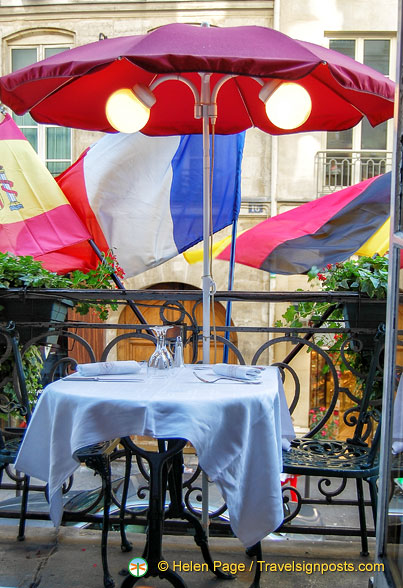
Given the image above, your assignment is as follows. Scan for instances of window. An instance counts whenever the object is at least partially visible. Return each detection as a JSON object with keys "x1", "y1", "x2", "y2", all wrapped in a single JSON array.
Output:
[
  {"x1": 10, "y1": 42, "x2": 72, "y2": 176},
  {"x1": 318, "y1": 36, "x2": 394, "y2": 193}
]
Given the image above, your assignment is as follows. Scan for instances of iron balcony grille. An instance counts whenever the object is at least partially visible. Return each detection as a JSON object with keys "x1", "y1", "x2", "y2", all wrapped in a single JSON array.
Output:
[{"x1": 315, "y1": 150, "x2": 393, "y2": 196}]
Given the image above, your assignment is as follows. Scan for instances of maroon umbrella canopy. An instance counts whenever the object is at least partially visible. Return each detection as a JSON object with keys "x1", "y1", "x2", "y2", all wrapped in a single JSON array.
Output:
[{"x1": 0, "y1": 23, "x2": 395, "y2": 135}]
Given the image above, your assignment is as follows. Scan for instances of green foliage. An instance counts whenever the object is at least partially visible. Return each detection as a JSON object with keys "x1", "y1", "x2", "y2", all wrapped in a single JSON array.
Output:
[
  {"x1": 0, "y1": 251, "x2": 123, "y2": 320},
  {"x1": 277, "y1": 255, "x2": 388, "y2": 330},
  {"x1": 0, "y1": 251, "x2": 125, "y2": 418},
  {"x1": 277, "y1": 255, "x2": 388, "y2": 399},
  {"x1": 310, "y1": 255, "x2": 388, "y2": 299},
  {"x1": 0, "y1": 344, "x2": 44, "y2": 421},
  {"x1": 0, "y1": 252, "x2": 71, "y2": 289},
  {"x1": 69, "y1": 253, "x2": 123, "y2": 320}
]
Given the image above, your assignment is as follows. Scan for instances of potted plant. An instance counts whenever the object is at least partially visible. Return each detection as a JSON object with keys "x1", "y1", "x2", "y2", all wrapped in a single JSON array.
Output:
[
  {"x1": 0, "y1": 251, "x2": 122, "y2": 338},
  {"x1": 277, "y1": 255, "x2": 388, "y2": 400},
  {"x1": 0, "y1": 252, "x2": 75, "y2": 343},
  {"x1": 278, "y1": 254, "x2": 387, "y2": 335},
  {"x1": 314, "y1": 255, "x2": 388, "y2": 334},
  {"x1": 0, "y1": 251, "x2": 123, "y2": 422}
]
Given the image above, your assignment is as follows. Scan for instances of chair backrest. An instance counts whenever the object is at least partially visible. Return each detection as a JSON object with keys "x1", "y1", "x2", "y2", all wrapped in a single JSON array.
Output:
[
  {"x1": 272, "y1": 321, "x2": 385, "y2": 460},
  {"x1": 307, "y1": 323, "x2": 385, "y2": 457},
  {"x1": 347, "y1": 324, "x2": 385, "y2": 459}
]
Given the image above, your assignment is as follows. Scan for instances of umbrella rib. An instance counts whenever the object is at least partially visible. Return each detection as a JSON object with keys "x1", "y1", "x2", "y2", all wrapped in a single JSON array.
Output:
[{"x1": 231, "y1": 77, "x2": 254, "y2": 128}]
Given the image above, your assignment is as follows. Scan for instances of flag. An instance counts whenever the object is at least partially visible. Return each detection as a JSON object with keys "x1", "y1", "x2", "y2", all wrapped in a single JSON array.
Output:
[
  {"x1": 183, "y1": 233, "x2": 234, "y2": 264},
  {"x1": 183, "y1": 230, "x2": 249, "y2": 264},
  {"x1": 0, "y1": 113, "x2": 90, "y2": 264},
  {"x1": 217, "y1": 172, "x2": 391, "y2": 274},
  {"x1": 355, "y1": 217, "x2": 390, "y2": 257},
  {"x1": 56, "y1": 131, "x2": 245, "y2": 278}
]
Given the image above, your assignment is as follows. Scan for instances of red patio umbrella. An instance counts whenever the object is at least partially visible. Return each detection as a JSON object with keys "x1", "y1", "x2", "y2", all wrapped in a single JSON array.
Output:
[
  {"x1": 0, "y1": 23, "x2": 394, "y2": 134},
  {"x1": 0, "y1": 22, "x2": 395, "y2": 362}
]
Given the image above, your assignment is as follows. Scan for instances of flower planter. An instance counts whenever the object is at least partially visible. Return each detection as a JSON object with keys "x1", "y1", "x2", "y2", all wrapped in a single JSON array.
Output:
[
  {"x1": 0, "y1": 297, "x2": 74, "y2": 345},
  {"x1": 343, "y1": 299, "x2": 386, "y2": 351}
]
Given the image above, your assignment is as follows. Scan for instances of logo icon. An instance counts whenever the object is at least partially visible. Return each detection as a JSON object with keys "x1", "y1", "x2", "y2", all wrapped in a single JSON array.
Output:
[
  {"x1": 0, "y1": 165, "x2": 23, "y2": 211},
  {"x1": 128, "y1": 557, "x2": 148, "y2": 578}
]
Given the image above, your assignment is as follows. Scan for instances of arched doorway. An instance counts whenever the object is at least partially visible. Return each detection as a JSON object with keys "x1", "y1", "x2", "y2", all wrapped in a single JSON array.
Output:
[{"x1": 117, "y1": 282, "x2": 238, "y2": 364}]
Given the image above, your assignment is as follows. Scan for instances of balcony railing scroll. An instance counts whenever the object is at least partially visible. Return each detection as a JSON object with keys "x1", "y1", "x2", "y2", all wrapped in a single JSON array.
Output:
[{"x1": 0, "y1": 288, "x2": 393, "y2": 542}]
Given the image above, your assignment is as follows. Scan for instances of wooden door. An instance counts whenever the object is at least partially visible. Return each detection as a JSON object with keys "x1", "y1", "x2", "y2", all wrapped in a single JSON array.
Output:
[{"x1": 66, "y1": 307, "x2": 106, "y2": 363}]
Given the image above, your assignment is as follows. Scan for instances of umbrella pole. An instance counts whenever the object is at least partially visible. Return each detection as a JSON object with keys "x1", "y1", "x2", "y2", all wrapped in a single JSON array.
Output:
[
  {"x1": 201, "y1": 73, "x2": 214, "y2": 533},
  {"x1": 201, "y1": 77, "x2": 212, "y2": 367}
]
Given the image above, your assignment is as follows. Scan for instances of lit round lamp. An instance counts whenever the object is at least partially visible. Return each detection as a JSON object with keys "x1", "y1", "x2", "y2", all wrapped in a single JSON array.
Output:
[
  {"x1": 264, "y1": 82, "x2": 312, "y2": 130},
  {"x1": 105, "y1": 85, "x2": 156, "y2": 133}
]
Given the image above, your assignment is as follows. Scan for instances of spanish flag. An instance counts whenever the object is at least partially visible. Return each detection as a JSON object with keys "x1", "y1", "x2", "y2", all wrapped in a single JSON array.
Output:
[{"x1": 0, "y1": 113, "x2": 90, "y2": 266}]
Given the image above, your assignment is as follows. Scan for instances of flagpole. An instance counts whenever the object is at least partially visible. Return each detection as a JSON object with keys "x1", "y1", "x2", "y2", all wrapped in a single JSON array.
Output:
[
  {"x1": 223, "y1": 218, "x2": 237, "y2": 364},
  {"x1": 88, "y1": 239, "x2": 148, "y2": 325}
]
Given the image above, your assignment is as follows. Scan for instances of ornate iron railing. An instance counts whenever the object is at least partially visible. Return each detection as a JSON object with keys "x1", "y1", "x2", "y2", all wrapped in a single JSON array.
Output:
[
  {"x1": 315, "y1": 150, "x2": 392, "y2": 195},
  {"x1": 0, "y1": 288, "x2": 394, "y2": 542}
]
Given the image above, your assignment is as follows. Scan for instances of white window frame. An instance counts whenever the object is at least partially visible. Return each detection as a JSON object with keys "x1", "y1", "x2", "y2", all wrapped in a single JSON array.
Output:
[
  {"x1": 6, "y1": 32, "x2": 73, "y2": 175},
  {"x1": 321, "y1": 33, "x2": 396, "y2": 187}
]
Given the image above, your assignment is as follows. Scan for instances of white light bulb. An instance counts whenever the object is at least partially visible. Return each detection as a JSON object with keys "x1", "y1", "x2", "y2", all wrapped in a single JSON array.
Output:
[
  {"x1": 265, "y1": 82, "x2": 312, "y2": 130},
  {"x1": 106, "y1": 87, "x2": 152, "y2": 133}
]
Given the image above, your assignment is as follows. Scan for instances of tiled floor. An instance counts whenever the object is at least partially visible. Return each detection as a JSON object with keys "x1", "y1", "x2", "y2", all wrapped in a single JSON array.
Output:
[
  {"x1": 0, "y1": 456, "x2": 378, "y2": 587},
  {"x1": 0, "y1": 525, "x2": 376, "y2": 588}
]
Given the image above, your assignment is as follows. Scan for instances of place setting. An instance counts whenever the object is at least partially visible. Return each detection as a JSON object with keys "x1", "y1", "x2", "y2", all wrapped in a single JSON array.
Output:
[
  {"x1": 193, "y1": 363, "x2": 264, "y2": 384},
  {"x1": 62, "y1": 359, "x2": 145, "y2": 382}
]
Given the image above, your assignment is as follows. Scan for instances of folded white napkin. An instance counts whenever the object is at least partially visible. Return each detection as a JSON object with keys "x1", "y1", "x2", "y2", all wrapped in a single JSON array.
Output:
[
  {"x1": 212, "y1": 364, "x2": 262, "y2": 381},
  {"x1": 76, "y1": 361, "x2": 140, "y2": 377}
]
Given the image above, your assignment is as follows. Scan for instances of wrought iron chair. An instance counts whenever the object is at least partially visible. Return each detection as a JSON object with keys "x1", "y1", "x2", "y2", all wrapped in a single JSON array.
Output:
[
  {"x1": 280, "y1": 325, "x2": 385, "y2": 556},
  {"x1": 0, "y1": 323, "x2": 131, "y2": 588},
  {"x1": 54, "y1": 331, "x2": 134, "y2": 588},
  {"x1": 0, "y1": 322, "x2": 33, "y2": 541},
  {"x1": 72, "y1": 440, "x2": 131, "y2": 588}
]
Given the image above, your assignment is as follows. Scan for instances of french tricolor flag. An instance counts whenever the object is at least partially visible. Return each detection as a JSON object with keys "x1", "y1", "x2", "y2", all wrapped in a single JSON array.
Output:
[{"x1": 52, "y1": 131, "x2": 245, "y2": 276}]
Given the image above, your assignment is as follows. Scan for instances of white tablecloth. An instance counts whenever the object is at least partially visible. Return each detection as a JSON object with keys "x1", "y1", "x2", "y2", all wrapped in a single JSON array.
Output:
[{"x1": 15, "y1": 365, "x2": 294, "y2": 548}]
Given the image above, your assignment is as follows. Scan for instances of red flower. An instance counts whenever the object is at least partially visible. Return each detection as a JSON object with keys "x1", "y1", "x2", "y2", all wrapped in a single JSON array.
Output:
[
  {"x1": 317, "y1": 273, "x2": 326, "y2": 281},
  {"x1": 326, "y1": 263, "x2": 332, "y2": 270}
]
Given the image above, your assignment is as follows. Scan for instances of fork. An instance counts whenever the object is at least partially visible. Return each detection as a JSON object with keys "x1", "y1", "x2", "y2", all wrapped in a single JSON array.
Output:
[
  {"x1": 193, "y1": 371, "x2": 261, "y2": 384},
  {"x1": 63, "y1": 376, "x2": 144, "y2": 382}
]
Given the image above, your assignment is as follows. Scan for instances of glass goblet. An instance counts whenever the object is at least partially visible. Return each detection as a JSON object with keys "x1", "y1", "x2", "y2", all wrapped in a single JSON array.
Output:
[{"x1": 147, "y1": 325, "x2": 173, "y2": 378}]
